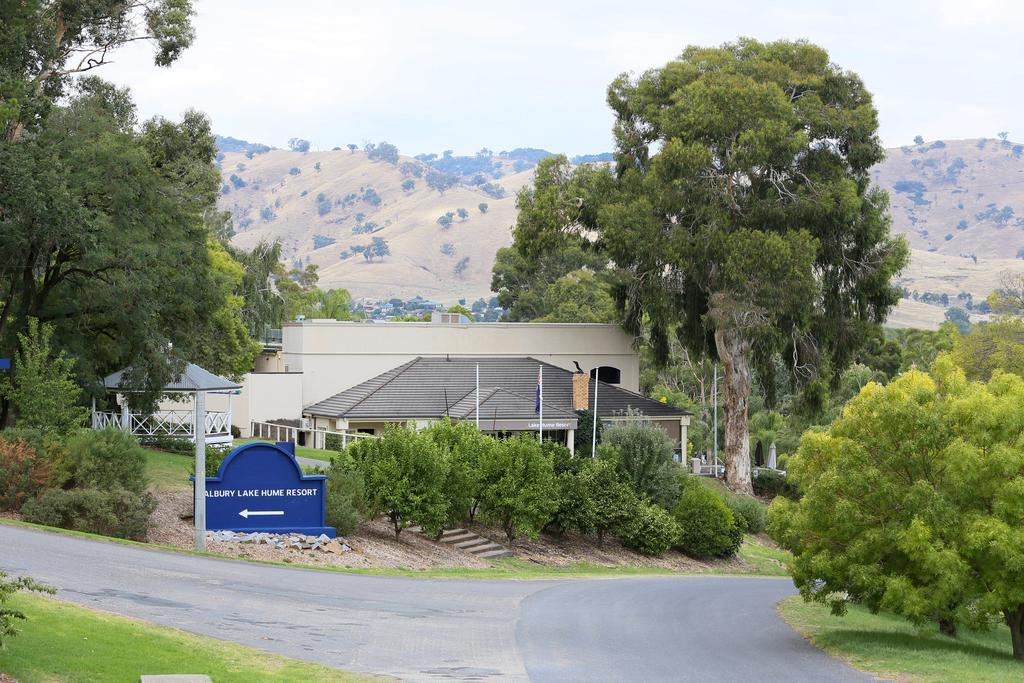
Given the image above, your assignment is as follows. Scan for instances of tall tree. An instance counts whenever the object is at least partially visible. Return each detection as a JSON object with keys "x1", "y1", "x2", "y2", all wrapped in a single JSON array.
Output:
[
  {"x1": 0, "y1": 80, "x2": 246, "y2": 418},
  {"x1": 1, "y1": 0, "x2": 195, "y2": 141},
  {"x1": 507, "y1": 39, "x2": 907, "y2": 493},
  {"x1": 535, "y1": 269, "x2": 616, "y2": 323}
]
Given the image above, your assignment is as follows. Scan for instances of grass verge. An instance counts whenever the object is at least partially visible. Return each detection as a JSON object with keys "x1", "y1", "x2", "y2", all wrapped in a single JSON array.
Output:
[
  {"x1": 0, "y1": 516, "x2": 788, "y2": 581},
  {"x1": 778, "y1": 595, "x2": 1022, "y2": 682},
  {"x1": 737, "y1": 537, "x2": 789, "y2": 576},
  {"x1": 0, "y1": 593, "x2": 371, "y2": 682},
  {"x1": 143, "y1": 448, "x2": 192, "y2": 491}
]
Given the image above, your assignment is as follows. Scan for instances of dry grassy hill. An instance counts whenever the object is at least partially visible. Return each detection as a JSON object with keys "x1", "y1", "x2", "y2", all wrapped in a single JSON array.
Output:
[
  {"x1": 222, "y1": 148, "x2": 533, "y2": 302},
  {"x1": 220, "y1": 137, "x2": 1024, "y2": 329},
  {"x1": 878, "y1": 137, "x2": 1024, "y2": 328}
]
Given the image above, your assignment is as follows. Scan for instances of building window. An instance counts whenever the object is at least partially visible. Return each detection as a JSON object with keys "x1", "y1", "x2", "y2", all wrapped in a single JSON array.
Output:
[{"x1": 590, "y1": 366, "x2": 622, "y2": 384}]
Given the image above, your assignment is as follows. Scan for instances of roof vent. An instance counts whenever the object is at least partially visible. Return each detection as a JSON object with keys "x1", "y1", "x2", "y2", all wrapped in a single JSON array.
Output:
[{"x1": 431, "y1": 312, "x2": 469, "y2": 325}]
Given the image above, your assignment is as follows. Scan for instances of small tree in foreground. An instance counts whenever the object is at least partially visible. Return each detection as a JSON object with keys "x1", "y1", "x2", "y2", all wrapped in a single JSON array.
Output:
[
  {"x1": 1, "y1": 571, "x2": 54, "y2": 648},
  {"x1": 0, "y1": 319, "x2": 87, "y2": 435},
  {"x1": 769, "y1": 360, "x2": 1024, "y2": 658},
  {"x1": 478, "y1": 434, "x2": 557, "y2": 542},
  {"x1": 349, "y1": 425, "x2": 448, "y2": 538}
]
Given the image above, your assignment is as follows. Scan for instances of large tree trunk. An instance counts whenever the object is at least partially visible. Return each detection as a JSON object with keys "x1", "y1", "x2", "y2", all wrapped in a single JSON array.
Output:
[
  {"x1": 715, "y1": 328, "x2": 754, "y2": 495},
  {"x1": 1006, "y1": 606, "x2": 1024, "y2": 661}
]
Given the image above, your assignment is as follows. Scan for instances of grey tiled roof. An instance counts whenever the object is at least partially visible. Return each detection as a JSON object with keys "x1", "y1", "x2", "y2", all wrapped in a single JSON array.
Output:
[
  {"x1": 304, "y1": 357, "x2": 689, "y2": 420},
  {"x1": 103, "y1": 363, "x2": 241, "y2": 392}
]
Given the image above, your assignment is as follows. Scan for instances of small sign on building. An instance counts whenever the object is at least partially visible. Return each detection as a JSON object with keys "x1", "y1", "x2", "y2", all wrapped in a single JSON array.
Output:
[{"x1": 195, "y1": 441, "x2": 335, "y2": 537}]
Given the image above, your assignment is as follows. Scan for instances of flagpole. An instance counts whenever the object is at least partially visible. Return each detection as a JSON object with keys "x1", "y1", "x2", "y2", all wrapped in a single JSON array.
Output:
[
  {"x1": 475, "y1": 363, "x2": 480, "y2": 429},
  {"x1": 591, "y1": 370, "x2": 598, "y2": 457},
  {"x1": 539, "y1": 366, "x2": 543, "y2": 444}
]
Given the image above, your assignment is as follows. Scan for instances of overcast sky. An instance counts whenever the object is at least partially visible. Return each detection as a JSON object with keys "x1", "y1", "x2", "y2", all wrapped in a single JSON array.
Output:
[{"x1": 100, "y1": 0, "x2": 1023, "y2": 156}]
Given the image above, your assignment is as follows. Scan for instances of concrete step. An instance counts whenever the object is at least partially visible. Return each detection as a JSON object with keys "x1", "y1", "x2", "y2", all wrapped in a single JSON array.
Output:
[
  {"x1": 466, "y1": 543, "x2": 505, "y2": 554},
  {"x1": 427, "y1": 527, "x2": 513, "y2": 560},
  {"x1": 442, "y1": 532, "x2": 477, "y2": 545}
]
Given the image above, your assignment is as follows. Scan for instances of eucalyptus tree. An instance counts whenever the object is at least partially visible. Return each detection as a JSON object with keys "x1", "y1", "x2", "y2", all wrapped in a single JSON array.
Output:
[
  {"x1": 507, "y1": 39, "x2": 907, "y2": 493},
  {"x1": 1, "y1": 0, "x2": 195, "y2": 141}
]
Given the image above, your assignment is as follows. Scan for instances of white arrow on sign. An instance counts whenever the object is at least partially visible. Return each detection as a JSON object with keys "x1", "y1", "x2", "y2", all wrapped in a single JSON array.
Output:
[{"x1": 239, "y1": 509, "x2": 284, "y2": 519}]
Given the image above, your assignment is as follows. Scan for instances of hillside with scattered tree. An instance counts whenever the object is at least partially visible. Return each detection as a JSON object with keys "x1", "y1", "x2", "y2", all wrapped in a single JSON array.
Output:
[{"x1": 220, "y1": 136, "x2": 1024, "y2": 327}]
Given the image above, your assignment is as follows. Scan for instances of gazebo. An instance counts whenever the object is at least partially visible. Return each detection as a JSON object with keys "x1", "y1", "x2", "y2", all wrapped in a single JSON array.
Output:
[{"x1": 92, "y1": 363, "x2": 242, "y2": 445}]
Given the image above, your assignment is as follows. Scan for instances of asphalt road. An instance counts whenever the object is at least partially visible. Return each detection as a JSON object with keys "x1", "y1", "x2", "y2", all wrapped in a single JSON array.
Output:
[{"x1": 1, "y1": 525, "x2": 872, "y2": 682}]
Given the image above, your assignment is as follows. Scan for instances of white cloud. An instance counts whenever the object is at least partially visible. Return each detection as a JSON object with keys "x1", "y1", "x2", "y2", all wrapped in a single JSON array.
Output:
[{"x1": 93, "y1": 0, "x2": 1022, "y2": 154}]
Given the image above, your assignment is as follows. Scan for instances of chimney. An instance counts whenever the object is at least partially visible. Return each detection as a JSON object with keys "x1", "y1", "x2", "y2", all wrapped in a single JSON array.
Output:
[{"x1": 572, "y1": 372, "x2": 590, "y2": 411}]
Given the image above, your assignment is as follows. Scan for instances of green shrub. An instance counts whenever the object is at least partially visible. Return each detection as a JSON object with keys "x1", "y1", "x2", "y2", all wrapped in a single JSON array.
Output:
[
  {"x1": 619, "y1": 501, "x2": 680, "y2": 556},
  {"x1": 672, "y1": 484, "x2": 743, "y2": 558},
  {"x1": 183, "y1": 444, "x2": 232, "y2": 477},
  {"x1": 725, "y1": 494, "x2": 767, "y2": 534},
  {"x1": 22, "y1": 488, "x2": 156, "y2": 540},
  {"x1": 349, "y1": 425, "x2": 449, "y2": 538},
  {"x1": 324, "y1": 432, "x2": 344, "y2": 451},
  {"x1": 599, "y1": 412, "x2": 680, "y2": 507},
  {"x1": 550, "y1": 468, "x2": 595, "y2": 536},
  {"x1": 551, "y1": 457, "x2": 637, "y2": 544},
  {"x1": 0, "y1": 430, "x2": 51, "y2": 511},
  {"x1": 753, "y1": 470, "x2": 800, "y2": 500},
  {"x1": 477, "y1": 434, "x2": 557, "y2": 542},
  {"x1": 422, "y1": 419, "x2": 495, "y2": 525},
  {"x1": 141, "y1": 435, "x2": 195, "y2": 455},
  {"x1": 324, "y1": 454, "x2": 366, "y2": 536},
  {"x1": 52, "y1": 428, "x2": 148, "y2": 493}
]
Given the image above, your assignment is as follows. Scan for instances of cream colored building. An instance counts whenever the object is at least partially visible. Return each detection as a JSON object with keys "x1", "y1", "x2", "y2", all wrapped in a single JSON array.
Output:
[
  {"x1": 272, "y1": 318, "x2": 642, "y2": 408},
  {"x1": 205, "y1": 316, "x2": 659, "y2": 442}
]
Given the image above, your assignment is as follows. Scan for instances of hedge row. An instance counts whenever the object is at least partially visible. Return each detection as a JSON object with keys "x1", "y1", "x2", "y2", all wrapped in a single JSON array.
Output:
[{"x1": 325, "y1": 418, "x2": 747, "y2": 558}]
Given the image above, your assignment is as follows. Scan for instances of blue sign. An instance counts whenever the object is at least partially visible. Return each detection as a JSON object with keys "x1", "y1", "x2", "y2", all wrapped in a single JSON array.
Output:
[
  {"x1": 195, "y1": 441, "x2": 335, "y2": 538},
  {"x1": 0, "y1": 358, "x2": 9, "y2": 371}
]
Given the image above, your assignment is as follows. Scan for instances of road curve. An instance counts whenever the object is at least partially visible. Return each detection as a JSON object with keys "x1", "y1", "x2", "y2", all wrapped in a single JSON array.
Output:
[{"x1": 1, "y1": 524, "x2": 871, "y2": 682}]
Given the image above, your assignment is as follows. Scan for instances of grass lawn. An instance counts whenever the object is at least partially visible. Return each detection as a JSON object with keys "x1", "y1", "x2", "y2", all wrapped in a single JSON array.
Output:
[
  {"x1": 778, "y1": 596, "x2": 1022, "y2": 682},
  {"x1": 143, "y1": 448, "x2": 192, "y2": 491},
  {"x1": 736, "y1": 536, "x2": 789, "y2": 576},
  {"x1": 0, "y1": 593, "x2": 370, "y2": 682},
  {"x1": 234, "y1": 437, "x2": 337, "y2": 462}
]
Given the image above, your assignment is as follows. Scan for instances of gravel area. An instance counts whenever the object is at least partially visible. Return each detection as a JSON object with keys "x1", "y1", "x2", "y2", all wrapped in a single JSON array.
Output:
[
  {"x1": 146, "y1": 491, "x2": 765, "y2": 573},
  {"x1": 147, "y1": 491, "x2": 488, "y2": 570}
]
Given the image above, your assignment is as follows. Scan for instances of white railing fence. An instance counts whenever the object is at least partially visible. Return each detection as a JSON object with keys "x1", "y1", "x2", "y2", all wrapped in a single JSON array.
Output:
[
  {"x1": 92, "y1": 409, "x2": 232, "y2": 438},
  {"x1": 249, "y1": 421, "x2": 379, "y2": 451},
  {"x1": 688, "y1": 459, "x2": 786, "y2": 478}
]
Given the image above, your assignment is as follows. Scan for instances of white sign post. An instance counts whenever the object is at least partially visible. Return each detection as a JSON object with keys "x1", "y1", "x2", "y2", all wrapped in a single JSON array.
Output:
[{"x1": 194, "y1": 390, "x2": 207, "y2": 551}]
